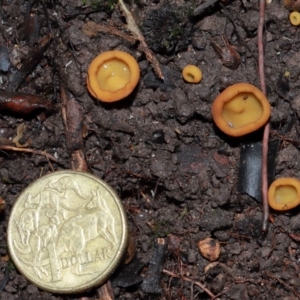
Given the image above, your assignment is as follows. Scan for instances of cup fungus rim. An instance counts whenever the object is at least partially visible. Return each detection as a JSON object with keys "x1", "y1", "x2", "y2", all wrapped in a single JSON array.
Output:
[
  {"x1": 289, "y1": 11, "x2": 300, "y2": 26},
  {"x1": 268, "y1": 177, "x2": 300, "y2": 211},
  {"x1": 211, "y1": 82, "x2": 271, "y2": 137},
  {"x1": 182, "y1": 65, "x2": 202, "y2": 83},
  {"x1": 87, "y1": 50, "x2": 140, "y2": 103}
]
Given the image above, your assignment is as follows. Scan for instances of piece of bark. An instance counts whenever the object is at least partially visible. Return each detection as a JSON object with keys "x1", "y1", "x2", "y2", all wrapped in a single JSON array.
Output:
[
  {"x1": 71, "y1": 150, "x2": 87, "y2": 172},
  {"x1": 61, "y1": 87, "x2": 88, "y2": 172},
  {"x1": 65, "y1": 98, "x2": 84, "y2": 154}
]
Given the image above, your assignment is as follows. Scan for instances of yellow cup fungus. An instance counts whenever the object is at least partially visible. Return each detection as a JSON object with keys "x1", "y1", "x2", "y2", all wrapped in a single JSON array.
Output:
[
  {"x1": 268, "y1": 178, "x2": 300, "y2": 211},
  {"x1": 182, "y1": 65, "x2": 202, "y2": 83},
  {"x1": 289, "y1": 11, "x2": 300, "y2": 26},
  {"x1": 87, "y1": 50, "x2": 140, "y2": 102},
  {"x1": 211, "y1": 83, "x2": 271, "y2": 137}
]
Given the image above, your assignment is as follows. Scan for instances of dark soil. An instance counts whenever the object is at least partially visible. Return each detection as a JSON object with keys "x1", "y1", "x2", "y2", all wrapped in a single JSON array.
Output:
[{"x1": 1, "y1": 0, "x2": 300, "y2": 299}]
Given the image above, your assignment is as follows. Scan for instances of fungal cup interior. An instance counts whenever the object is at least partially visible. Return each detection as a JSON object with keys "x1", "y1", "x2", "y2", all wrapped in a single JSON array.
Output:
[
  {"x1": 222, "y1": 92, "x2": 263, "y2": 129},
  {"x1": 96, "y1": 58, "x2": 131, "y2": 92},
  {"x1": 274, "y1": 184, "x2": 298, "y2": 205}
]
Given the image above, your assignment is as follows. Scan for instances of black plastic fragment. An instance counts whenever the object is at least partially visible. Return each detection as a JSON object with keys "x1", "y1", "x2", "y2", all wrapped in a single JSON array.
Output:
[
  {"x1": 111, "y1": 256, "x2": 144, "y2": 288},
  {"x1": 0, "y1": 267, "x2": 9, "y2": 292},
  {"x1": 5, "y1": 35, "x2": 51, "y2": 92},
  {"x1": 238, "y1": 139, "x2": 280, "y2": 202},
  {"x1": 141, "y1": 238, "x2": 167, "y2": 294},
  {"x1": 0, "y1": 46, "x2": 10, "y2": 72}
]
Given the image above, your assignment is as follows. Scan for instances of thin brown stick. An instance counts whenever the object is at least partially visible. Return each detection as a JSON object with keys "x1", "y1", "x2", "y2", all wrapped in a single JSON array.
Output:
[
  {"x1": 258, "y1": 0, "x2": 269, "y2": 232},
  {"x1": 0, "y1": 145, "x2": 57, "y2": 162},
  {"x1": 193, "y1": 0, "x2": 219, "y2": 16},
  {"x1": 162, "y1": 269, "x2": 216, "y2": 299},
  {"x1": 81, "y1": 21, "x2": 136, "y2": 44},
  {"x1": 262, "y1": 123, "x2": 270, "y2": 231},
  {"x1": 60, "y1": 87, "x2": 88, "y2": 172},
  {"x1": 258, "y1": 0, "x2": 266, "y2": 94},
  {"x1": 118, "y1": 0, "x2": 164, "y2": 80},
  {"x1": 265, "y1": 272, "x2": 300, "y2": 298}
]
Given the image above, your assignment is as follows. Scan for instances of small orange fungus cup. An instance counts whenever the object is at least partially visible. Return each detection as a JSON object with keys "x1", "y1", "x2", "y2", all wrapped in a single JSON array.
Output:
[
  {"x1": 182, "y1": 65, "x2": 202, "y2": 83},
  {"x1": 268, "y1": 178, "x2": 300, "y2": 211},
  {"x1": 211, "y1": 83, "x2": 271, "y2": 137},
  {"x1": 87, "y1": 50, "x2": 140, "y2": 102},
  {"x1": 290, "y1": 11, "x2": 300, "y2": 26}
]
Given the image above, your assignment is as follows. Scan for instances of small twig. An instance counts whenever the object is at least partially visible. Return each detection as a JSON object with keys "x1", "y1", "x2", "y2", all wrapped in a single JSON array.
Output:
[
  {"x1": 117, "y1": 0, "x2": 164, "y2": 80},
  {"x1": 265, "y1": 272, "x2": 300, "y2": 298},
  {"x1": 0, "y1": 145, "x2": 57, "y2": 162},
  {"x1": 82, "y1": 21, "x2": 136, "y2": 44},
  {"x1": 258, "y1": 0, "x2": 269, "y2": 232},
  {"x1": 162, "y1": 269, "x2": 216, "y2": 299},
  {"x1": 270, "y1": 130, "x2": 300, "y2": 146},
  {"x1": 193, "y1": 0, "x2": 219, "y2": 16},
  {"x1": 261, "y1": 124, "x2": 270, "y2": 232},
  {"x1": 258, "y1": 0, "x2": 266, "y2": 94},
  {"x1": 60, "y1": 87, "x2": 88, "y2": 172},
  {"x1": 60, "y1": 87, "x2": 68, "y2": 128}
]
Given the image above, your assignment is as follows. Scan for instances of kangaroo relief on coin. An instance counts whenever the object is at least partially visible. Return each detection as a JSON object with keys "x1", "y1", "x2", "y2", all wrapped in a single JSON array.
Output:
[{"x1": 8, "y1": 171, "x2": 128, "y2": 293}]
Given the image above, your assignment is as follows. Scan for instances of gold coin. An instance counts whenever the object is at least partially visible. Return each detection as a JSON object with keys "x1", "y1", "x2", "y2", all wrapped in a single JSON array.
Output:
[{"x1": 7, "y1": 170, "x2": 128, "y2": 294}]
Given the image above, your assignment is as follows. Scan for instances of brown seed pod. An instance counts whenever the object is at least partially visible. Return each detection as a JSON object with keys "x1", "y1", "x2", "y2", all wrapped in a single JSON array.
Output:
[
  {"x1": 211, "y1": 35, "x2": 241, "y2": 70},
  {"x1": 284, "y1": 0, "x2": 300, "y2": 11},
  {"x1": 0, "y1": 197, "x2": 5, "y2": 212},
  {"x1": 198, "y1": 238, "x2": 220, "y2": 261}
]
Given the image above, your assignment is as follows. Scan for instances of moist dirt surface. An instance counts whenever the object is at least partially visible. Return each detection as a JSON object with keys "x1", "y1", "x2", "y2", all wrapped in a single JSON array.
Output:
[{"x1": 1, "y1": 0, "x2": 300, "y2": 299}]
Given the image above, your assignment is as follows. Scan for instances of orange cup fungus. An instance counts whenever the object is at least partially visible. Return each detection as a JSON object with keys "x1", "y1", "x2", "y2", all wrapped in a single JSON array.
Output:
[
  {"x1": 268, "y1": 178, "x2": 300, "y2": 211},
  {"x1": 86, "y1": 50, "x2": 140, "y2": 102},
  {"x1": 289, "y1": 11, "x2": 300, "y2": 26},
  {"x1": 182, "y1": 65, "x2": 202, "y2": 83},
  {"x1": 211, "y1": 83, "x2": 271, "y2": 137}
]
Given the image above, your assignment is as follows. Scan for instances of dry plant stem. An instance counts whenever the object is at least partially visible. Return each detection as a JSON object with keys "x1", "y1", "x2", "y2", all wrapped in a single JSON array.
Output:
[
  {"x1": 82, "y1": 21, "x2": 136, "y2": 44},
  {"x1": 71, "y1": 150, "x2": 88, "y2": 172},
  {"x1": 61, "y1": 87, "x2": 88, "y2": 172},
  {"x1": 265, "y1": 272, "x2": 300, "y2": 298},
  {"x1": 60, "y1": 87, "x2": 68, "y2": 128},
  {"x1": 0, "y1": 145, "x2": 57, "y2": 162},
  {"x1": 193, "y1": 0, "x2": 219, "y2": 16},
  {"x1": 258, "y1": 0, "x2": 269, "y2": 232},
  {"x1": 162, "y1": 269, "x2": 216, "y2": 299},
  {"x1": 258, "y1": 0, "x2": 266, "y2": 94},
  {"x1": 117, "y1": 0, "x2": 164, "y2": 80},
  {"x1": 262, "y1": 123, "x2": 270, "y2": 231}
]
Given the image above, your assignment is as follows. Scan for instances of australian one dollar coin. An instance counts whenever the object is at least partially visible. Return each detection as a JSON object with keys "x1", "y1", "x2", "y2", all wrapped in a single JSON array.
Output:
[{"x1": 7, "y1": 170, "x2": 128, "y2": 293}]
